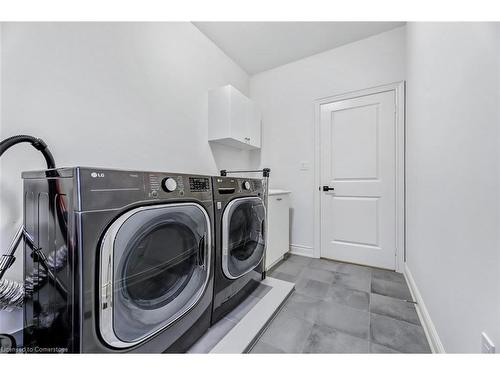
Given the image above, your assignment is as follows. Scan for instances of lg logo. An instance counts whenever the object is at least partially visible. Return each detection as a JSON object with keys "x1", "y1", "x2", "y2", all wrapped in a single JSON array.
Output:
[{"x1": 90, "y1": 172, "x2": 105, "y2": 178}]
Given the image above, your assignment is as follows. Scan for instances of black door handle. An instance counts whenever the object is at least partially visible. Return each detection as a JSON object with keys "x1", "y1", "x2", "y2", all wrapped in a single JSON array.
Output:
[
  {"x1": 198, "y1": 235, "x2": 206, "y2": 267},
  {"x1": 322, "y1": 185, "x2": 335, "y2": 192}
]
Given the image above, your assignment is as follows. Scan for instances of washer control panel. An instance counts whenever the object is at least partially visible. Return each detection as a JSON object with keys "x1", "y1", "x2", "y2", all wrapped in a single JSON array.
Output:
[
  {"x1": 146, "y1": 173, "x2": 210, "y2": 199},
  {"x1": 161, "y1": 177, "x2": 177, "y2": 192},
  {"x1": 148, "y1": 174, "x2": 161, "y2": 194},
  {"x1": 149, "y1": 174, "x2": 184, "y2": 197},
  {"x1": 189, "y1": 177, "x2": 210, "y2": 192}
]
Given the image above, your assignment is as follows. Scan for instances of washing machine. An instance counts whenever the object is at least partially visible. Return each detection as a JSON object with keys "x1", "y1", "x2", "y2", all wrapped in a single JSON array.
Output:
[
  {"x1": 211, "y1": 176, "x2": 266, "y2": 324},
  {"x1": 22, "y1": 167, "x2": 214, "y2": 353}
]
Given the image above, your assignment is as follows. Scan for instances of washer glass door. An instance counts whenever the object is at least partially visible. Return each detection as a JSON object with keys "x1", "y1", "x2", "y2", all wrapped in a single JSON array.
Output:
[
  {"x1": 222, "y1": 197, "x2": 266, "y2": 279},
  {"x1": 99, "y1": 203, "x2": 211, "y2": 348}
]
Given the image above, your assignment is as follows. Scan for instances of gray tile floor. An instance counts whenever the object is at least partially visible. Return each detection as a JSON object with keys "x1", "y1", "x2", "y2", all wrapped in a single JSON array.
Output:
[{"x1": 250, "y1": 255, "x2": 431, "y2": 353}]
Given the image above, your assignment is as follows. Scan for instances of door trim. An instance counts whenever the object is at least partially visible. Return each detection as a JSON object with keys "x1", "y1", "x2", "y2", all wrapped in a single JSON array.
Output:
[{"x1": 313, "y1": 81, "x2": 405, "y2": 272}]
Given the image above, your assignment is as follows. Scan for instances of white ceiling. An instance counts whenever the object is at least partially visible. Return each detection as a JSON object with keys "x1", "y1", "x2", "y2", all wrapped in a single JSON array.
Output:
[{"x1": 193, "y1": 22, "x2": 405, "y2": 75}]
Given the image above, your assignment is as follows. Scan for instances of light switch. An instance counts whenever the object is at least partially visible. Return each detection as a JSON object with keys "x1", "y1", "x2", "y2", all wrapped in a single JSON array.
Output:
[{"x1": 300, "y1": 161, "x2": 310, "y2": 171}]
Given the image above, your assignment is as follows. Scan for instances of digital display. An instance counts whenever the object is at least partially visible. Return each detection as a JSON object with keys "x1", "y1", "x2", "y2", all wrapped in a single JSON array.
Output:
[{"x1": 189, "y1": 177, "x2": 210, "y2": 192}]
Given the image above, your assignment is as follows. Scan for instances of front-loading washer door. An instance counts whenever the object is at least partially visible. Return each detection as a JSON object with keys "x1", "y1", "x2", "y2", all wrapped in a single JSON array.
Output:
[
  {"x1": 99, "y1": 203, "x2": 211, "y2": 349},
  {"x1": 222, "y1": 197, "x2": 266, "y2": 279}
]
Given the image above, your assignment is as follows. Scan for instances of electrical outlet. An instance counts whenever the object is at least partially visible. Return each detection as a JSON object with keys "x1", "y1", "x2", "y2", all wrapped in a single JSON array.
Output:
[{"x1": 481, "y1": 332, "x2": 495, "y2": 353}]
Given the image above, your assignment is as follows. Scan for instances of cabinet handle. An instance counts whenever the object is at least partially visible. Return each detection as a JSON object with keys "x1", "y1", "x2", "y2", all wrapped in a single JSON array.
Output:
[{"x1": 276, "y1": 198, "x2": 282, "y2": 201}]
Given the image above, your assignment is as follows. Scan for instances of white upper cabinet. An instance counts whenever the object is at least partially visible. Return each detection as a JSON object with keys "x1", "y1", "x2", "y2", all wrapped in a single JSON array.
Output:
[{"x1": 208, "y1": 85, "x2": 261, "y2": 150}]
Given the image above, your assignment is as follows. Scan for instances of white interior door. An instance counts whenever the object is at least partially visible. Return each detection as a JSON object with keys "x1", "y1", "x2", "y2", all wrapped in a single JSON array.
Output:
[{"x1": 320, "y1": 90, "x2": 396, "y2": 270}]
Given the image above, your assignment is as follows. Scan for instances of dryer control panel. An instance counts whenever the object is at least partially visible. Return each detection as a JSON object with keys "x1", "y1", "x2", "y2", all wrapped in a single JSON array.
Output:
[{"x1": 212, "y1": 176, "x2": 263, "y2": 201}]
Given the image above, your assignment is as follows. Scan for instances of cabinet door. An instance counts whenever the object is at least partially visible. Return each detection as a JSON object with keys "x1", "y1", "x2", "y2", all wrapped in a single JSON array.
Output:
[
  {"x1": 208, "y1": 87, "x2": 231, "y2": 141},
  {"x1": 266, "y1": 194, "x2": 290, "y2": 270},
  {"x1": 208, "y1": 85, "x2": 261, "y2": 150},
  {"x1": 247, "y1": 101, "x2": 261, "y2": 148},
  {"x1": 229, "y1": 87, "x2": 250, "y2": 144}
]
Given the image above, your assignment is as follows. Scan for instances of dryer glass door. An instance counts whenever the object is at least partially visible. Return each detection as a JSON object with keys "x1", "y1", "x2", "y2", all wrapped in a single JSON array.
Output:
[
  {"x1": 222, "y1": 197, "x2": 266, "y2": 279},
  {"x1": 99, "y1": 203, "x2": 211, "y2": 348}
]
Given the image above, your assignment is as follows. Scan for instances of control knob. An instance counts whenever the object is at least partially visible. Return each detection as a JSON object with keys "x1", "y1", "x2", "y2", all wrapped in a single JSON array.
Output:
[
  {"x1": 161, "y1": 177, "x2": 177, "y2": 192},
  {"x1": 242, "y1": 181, "x2": 251, "y2": 190}
]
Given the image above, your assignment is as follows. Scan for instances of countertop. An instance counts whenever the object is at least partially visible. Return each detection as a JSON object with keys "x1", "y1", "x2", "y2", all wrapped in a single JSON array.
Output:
[{"x1": 268, "y1": 189, "x2": 291, "y2": 196}]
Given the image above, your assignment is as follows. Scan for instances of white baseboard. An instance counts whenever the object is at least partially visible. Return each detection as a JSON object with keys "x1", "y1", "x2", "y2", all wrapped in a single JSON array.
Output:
[
  {"x1": 404, "y1": 264, "x2": 445, "y2": 353},
  {"x1": 289, "y1": 244, "x2": 315, "y2": 258}
]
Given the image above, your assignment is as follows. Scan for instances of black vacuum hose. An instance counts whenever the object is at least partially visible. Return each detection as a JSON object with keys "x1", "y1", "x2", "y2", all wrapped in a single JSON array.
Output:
[
  {"x1": 0, "y1": 134, "x2": 69, "y2": 310},
  {"x1": 0, "y1": 134, "x2": 66, "y2": 237},
  {"x1": 0, "y1": 135, "x2": 56, "y2": 169}
]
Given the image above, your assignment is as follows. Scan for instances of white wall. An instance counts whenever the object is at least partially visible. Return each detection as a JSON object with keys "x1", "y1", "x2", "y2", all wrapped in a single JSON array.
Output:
[
  {"x1": 405, "y1": 22, "x2": 500, "y2": 353},
  {"x1": 0, "y1": 22, "x2": 20, "y2": 334},
  {"x1": 250, "y1": 27, "x2": 406, "y2": 256},
  {"x1": 0, "y1": 22, "x2": 255, "y2": 333}
]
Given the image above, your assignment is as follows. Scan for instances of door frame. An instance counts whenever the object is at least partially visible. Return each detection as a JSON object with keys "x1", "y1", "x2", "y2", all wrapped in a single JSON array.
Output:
[{"x1": 313, "y1": 81, "x2": 406, "y2": 272}]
